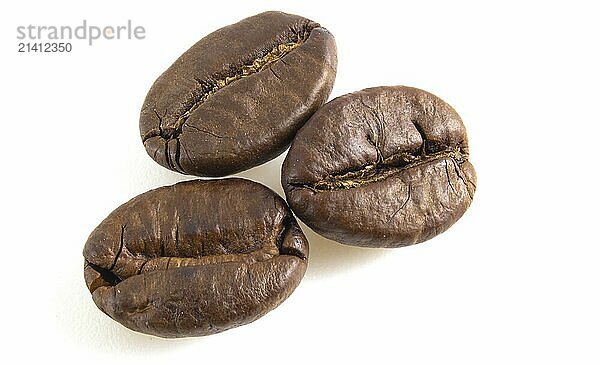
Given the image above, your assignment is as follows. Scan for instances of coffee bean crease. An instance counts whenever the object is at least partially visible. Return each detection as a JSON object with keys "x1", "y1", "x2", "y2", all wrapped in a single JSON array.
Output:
[{"x1": 83, "y1": 179, "x2": 308, "y2": 337}]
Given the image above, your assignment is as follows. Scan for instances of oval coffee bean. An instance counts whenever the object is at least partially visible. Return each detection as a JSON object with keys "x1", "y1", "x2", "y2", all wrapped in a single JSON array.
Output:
[
  {"x1": 140, "y1": 11, "x2": 337, "y2": 177},
  {"x1": 282, "y1": 86, "x2": 477, "y2": 248},
  {"x1": 83, "y1": 178, "x2": 308, "y2": 338}
]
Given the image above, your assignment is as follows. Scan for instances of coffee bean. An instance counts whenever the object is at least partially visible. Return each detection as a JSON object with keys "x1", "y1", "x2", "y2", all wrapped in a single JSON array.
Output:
[
  {"x1": 282, "y1": 86, "x2": 476, "y2": 248},
  {"x1": 140, "y1": 11, "x2": 337, "y2": 177},
  {"x1": 83, "y1": 178, "x2": 308, "y2": 338}
]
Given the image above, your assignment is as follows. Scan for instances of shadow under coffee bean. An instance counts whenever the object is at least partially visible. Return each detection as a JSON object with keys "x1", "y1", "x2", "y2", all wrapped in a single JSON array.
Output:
[
  {"x1": 140, "y1": 11, "x2": 337, "y2": 177},
  {"x1": 282, "y1": 86, "x2": 477, "y2": 248},
  {"x1": 83, "y1": 179, "x2": 308, "y2": 338}
]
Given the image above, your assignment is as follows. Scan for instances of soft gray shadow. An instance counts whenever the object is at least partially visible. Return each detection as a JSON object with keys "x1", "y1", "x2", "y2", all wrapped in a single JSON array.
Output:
[
  {"x1": 300, "y1": 222, "x2": 389, "y2": 280},
  {"x1": 120, "y1": 149, "x2": 199, "y2": 197},
  {"x1": 236, "y1": 153, "x2": 286, "y2": 197}
]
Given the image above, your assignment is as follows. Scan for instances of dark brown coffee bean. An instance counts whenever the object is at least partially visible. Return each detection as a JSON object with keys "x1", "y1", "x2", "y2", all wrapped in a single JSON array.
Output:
[
  {"x1": 83, "y1": 178, "x2": 308, "y2": 338},
  {"x1": 140, "y1": 11, "x2": 337, "y2": 177},
  {"x1": 282, "y1": 86, "x2": 476, "y2": 248}
]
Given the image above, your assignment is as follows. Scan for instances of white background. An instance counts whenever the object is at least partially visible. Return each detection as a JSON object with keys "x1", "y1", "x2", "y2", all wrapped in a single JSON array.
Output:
[{"x1": 1, "y1": 0, "x2": 599, "y2": 363}]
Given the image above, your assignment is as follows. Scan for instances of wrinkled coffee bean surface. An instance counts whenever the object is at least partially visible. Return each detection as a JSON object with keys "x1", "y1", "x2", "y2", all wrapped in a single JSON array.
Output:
[
  {"x1": 282, "y1": 86, "x2": 476, "y2": 247},
  {"x1": 140, "y1": 11, "x2": 337, "y2": 176},
  {"x1": 83, "y1": 178, "x2": 308, "y2": 338}
]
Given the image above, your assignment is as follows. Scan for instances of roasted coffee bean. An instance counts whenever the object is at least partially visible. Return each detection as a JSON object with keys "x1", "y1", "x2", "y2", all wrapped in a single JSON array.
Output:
[
  {"x1": 282, "y1": 86, "x2": 476, "y2": 248},
  {"x1": 140, "y1": 11, "x2": 337, "y2": 177},
  {"x1": 83, "y1": 178, "x2": 308, "y2": 338}
]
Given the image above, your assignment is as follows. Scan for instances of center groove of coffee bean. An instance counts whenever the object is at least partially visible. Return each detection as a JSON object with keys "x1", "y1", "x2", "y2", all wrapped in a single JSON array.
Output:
[
  {"x1": 142, "y1": 30, "x2": 313, "y2": 145},
  {"x1": 171, "y1": 41, "x2": 304, "y2": 135},
  {"x1": 85, "y1": 205, "x2": 300, "y2": 293},
  {"x1": 294, "y1": 148, "x2": 466, "y2": 192}
]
